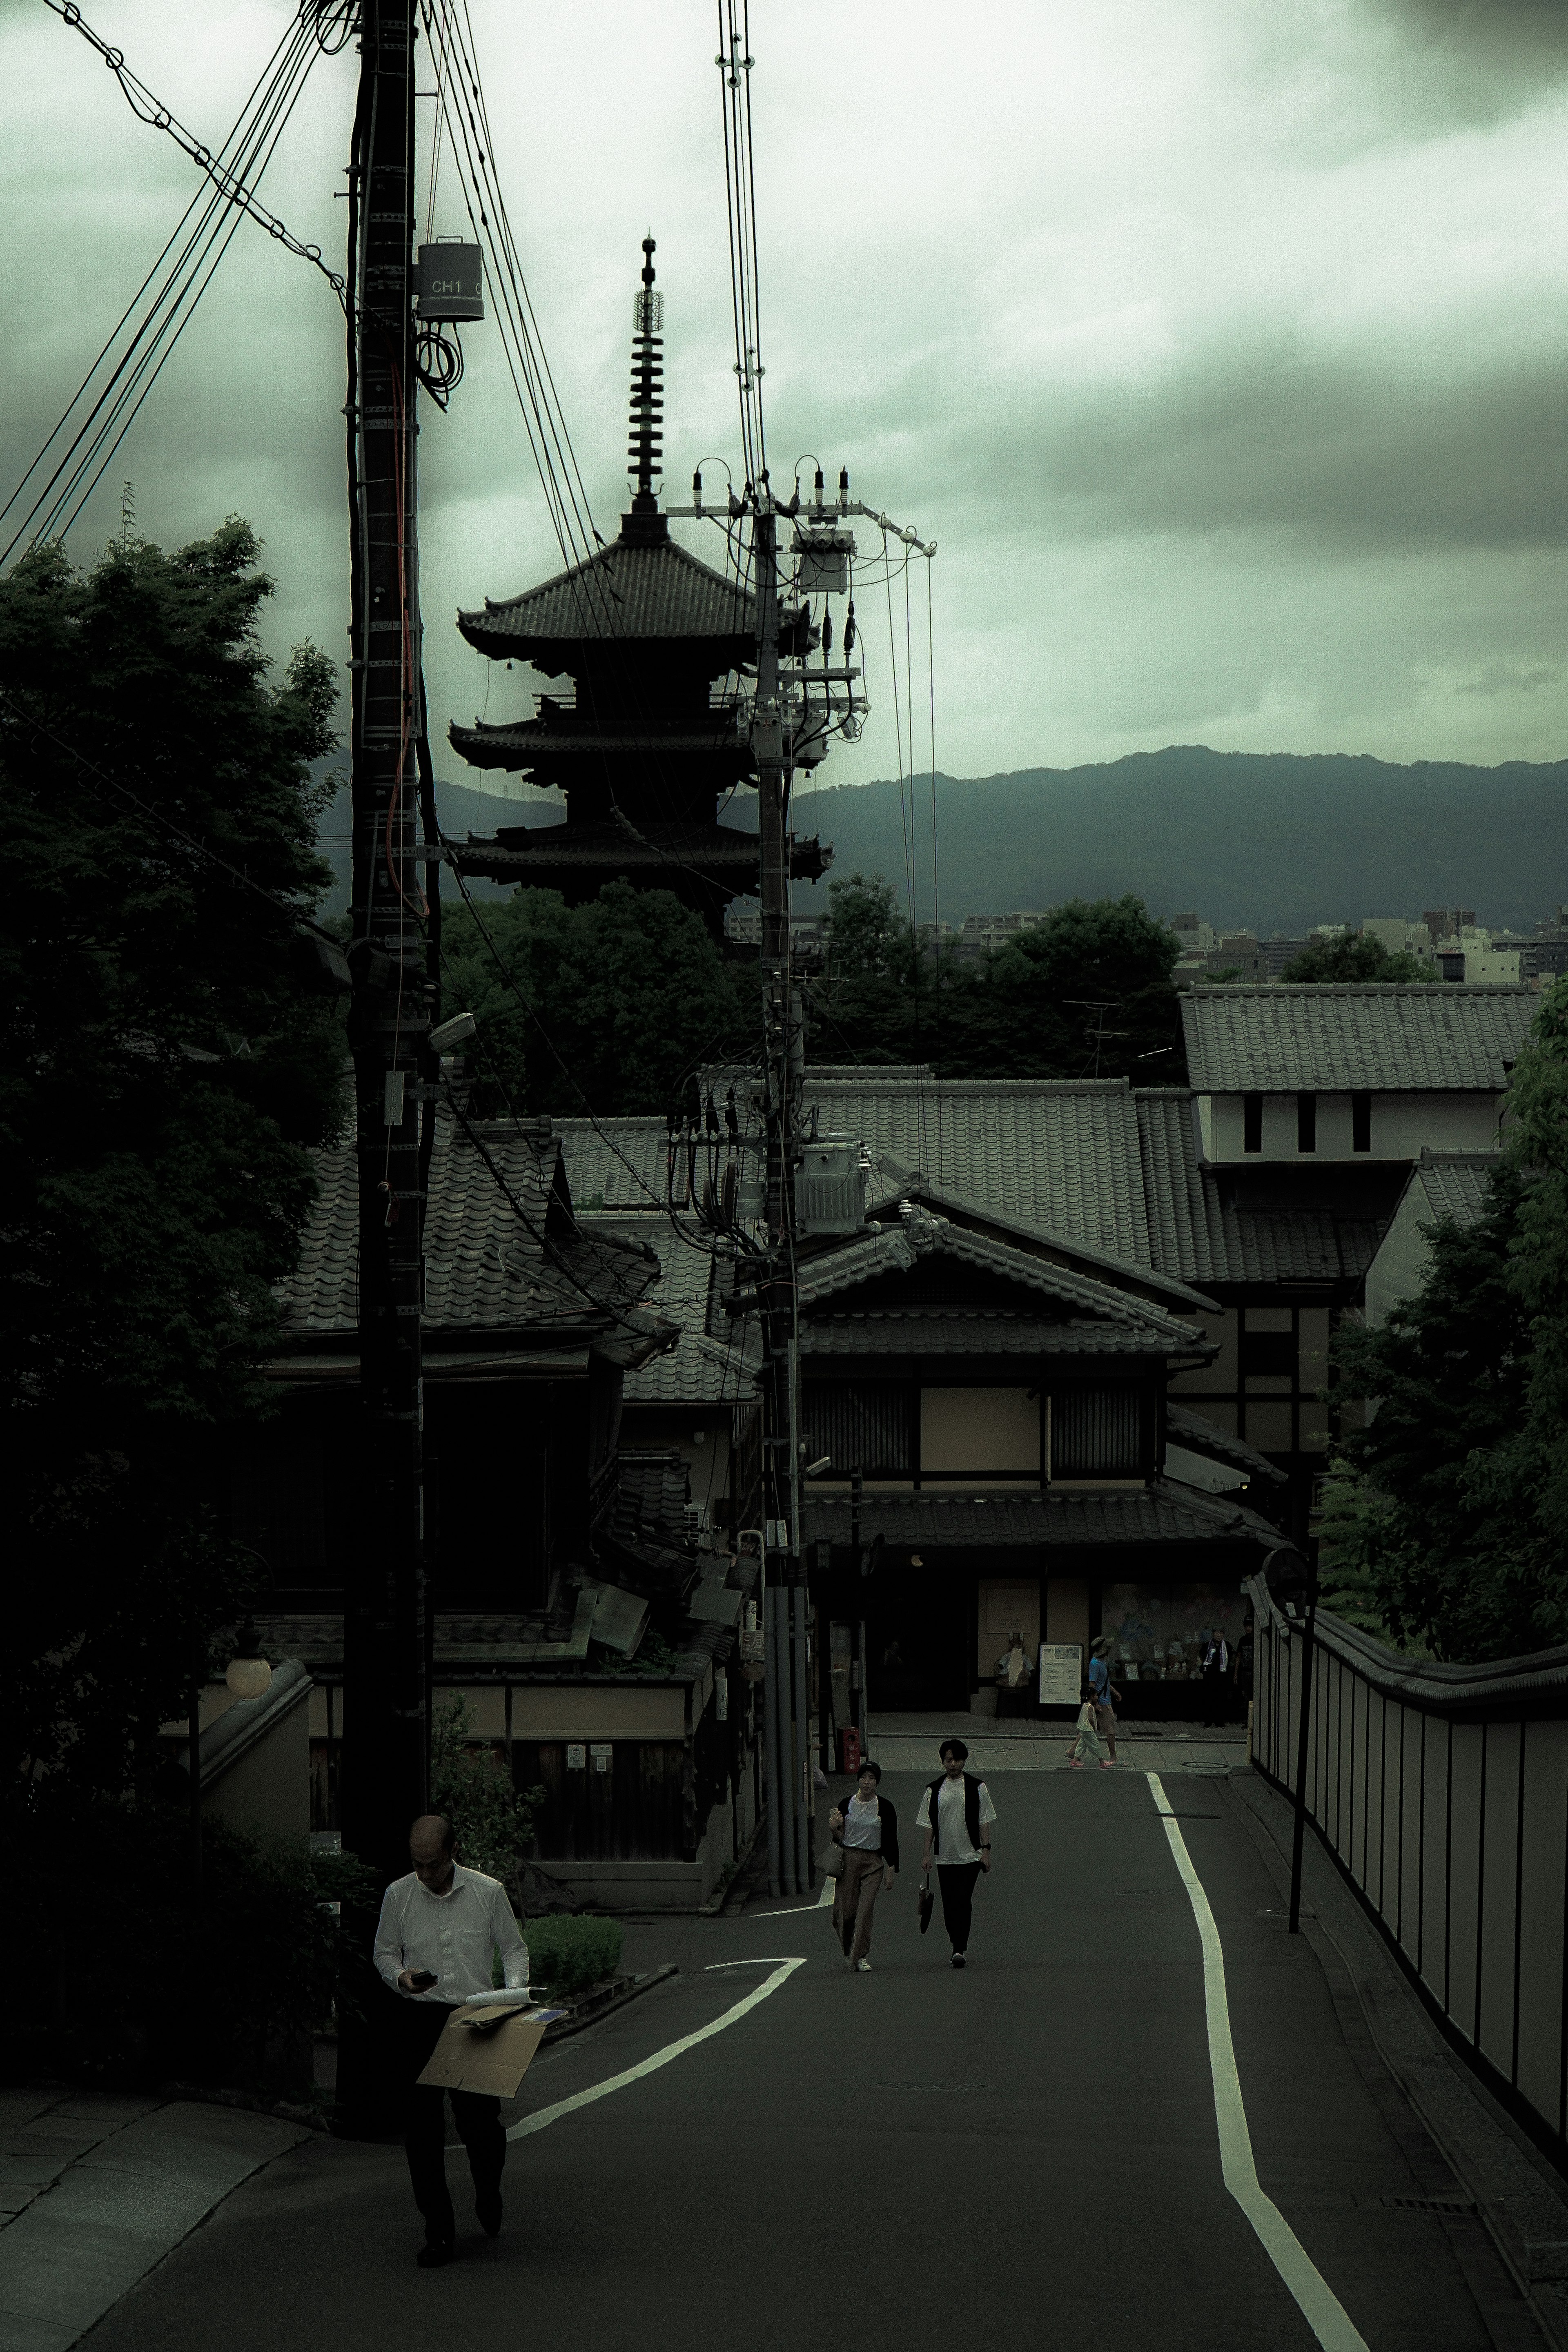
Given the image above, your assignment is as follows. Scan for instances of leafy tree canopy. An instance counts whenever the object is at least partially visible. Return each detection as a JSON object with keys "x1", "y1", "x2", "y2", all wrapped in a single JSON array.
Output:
[
  {"x1": 807, "y1": 878, "x2": 1187, "y2": 1082},
  {"x1": 1323, "y1": 976, "x2": 1568, "y2": 1659},
  {"x1": 440, "y1": 879, "x2": 753, "y2": 1118},
  {"x1": 1281, "y1": 933, "x2": 1435, "y2": 984},
  {"x1": 2, "y1": 521, "x2": 344, "y2": 1793}
]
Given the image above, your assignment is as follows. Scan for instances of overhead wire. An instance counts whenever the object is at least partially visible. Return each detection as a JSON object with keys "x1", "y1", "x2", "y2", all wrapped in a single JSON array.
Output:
[{"x1": 6, "y1": 9, "x2": 325, "y2": 557}]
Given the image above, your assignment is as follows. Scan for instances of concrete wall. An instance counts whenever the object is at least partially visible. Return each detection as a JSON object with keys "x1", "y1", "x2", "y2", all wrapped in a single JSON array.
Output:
[
  {"x1": 1204, "y1": 1090, "x2": 1500, "y2": 1164},
  {"x1": 510, "y1": 1685, "x2": 687, "y2": 1740},
  {"x1": 1252, "y1": 1594, "x2": 1568, "y2": 2160},
  {"x1": 539, "y1": 1821, "x2": 728, "y2": 1912},
  {"x1": 921, "y1": 1386, "x2": 1040, "y2": 1474}
]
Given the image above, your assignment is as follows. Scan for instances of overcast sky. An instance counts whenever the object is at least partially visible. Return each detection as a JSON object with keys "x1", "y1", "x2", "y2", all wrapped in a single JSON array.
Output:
[{"x1": 3, "y1": 0, "x2": 1566, "y2": 793}]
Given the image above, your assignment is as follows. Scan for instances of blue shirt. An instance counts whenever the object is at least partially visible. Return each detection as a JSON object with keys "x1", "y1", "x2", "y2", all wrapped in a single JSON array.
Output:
[{"x1": 1089, "y1": 1654, "x2": 1111, "y2": 1706}]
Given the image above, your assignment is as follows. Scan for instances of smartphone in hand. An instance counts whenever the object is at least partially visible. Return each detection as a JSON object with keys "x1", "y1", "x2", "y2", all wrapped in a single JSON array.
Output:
[{"x1": 408, "y1": 1969, "x2": 437, "y2": 1991}]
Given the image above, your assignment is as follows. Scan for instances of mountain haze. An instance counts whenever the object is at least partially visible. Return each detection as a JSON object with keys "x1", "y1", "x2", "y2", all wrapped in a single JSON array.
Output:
[{"x1": 318, "y1": 750, "x2": 1568, "y2": 934}]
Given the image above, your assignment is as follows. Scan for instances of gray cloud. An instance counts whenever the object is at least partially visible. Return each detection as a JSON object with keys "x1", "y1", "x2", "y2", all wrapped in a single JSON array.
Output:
[{"x1": 1457, "y1": 659, "x2": 1558, "y2": 695}]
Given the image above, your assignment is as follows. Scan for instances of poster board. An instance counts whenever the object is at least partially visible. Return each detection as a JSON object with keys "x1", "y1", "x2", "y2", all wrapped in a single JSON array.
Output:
[
  {"x1": 415, "y1": 2003, "x2": 565, "y2": 2099},
  {"x1": 1038, "y1": 1642, "x2": 1084, "y2": 1708}
]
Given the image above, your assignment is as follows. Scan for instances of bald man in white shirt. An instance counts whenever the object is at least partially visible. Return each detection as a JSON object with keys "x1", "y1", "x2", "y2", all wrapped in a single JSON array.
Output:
[{"x1": 373, "y1": 1813, "x2": 530, "y2": 2267}]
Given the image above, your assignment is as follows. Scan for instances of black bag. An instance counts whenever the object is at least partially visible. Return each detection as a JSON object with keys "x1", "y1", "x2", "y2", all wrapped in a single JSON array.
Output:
[{"x1": 918, "y1": 1875, "x2": 934, "y2": 1934}]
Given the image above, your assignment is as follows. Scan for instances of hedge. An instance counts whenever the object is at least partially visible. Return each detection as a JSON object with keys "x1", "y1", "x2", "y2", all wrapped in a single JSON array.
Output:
[{"x1": 525, "y1": 1916, "x2": 623, "y2": 2000}]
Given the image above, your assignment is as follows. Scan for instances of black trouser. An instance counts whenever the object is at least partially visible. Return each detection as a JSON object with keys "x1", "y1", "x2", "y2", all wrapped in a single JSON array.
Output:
[
  {"x1": 398, "y1": 2001, "x2": 506, "y2": 2244},
  {"x1": 1202, "y1": 1662, "x2": 1229, "y2": 1724},
  {"x1": 937, "y1": 1861, "x2": 982, "y2": 1953}
]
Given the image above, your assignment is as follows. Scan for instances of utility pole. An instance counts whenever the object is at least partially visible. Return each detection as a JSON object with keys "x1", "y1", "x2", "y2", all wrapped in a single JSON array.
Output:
[
  {"x1": 339, "y1": 0, "x2": 430, "y2": 2117},
  {"x1": 751, "y1": 484, "x2": 810, "y2": 1898}
]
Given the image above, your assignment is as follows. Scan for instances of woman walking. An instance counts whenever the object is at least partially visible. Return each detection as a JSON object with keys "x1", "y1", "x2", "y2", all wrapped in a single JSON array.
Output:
[
  {"x1": 1201, "y1": 1628, "x2": 1230, "y2": 1727},
  {"x1": 916, "y1": 1738, "x2": 997, "y2": 1970},
  {"x1": 828, "y1": 1760, "x2": 898, "y2": 1971}
]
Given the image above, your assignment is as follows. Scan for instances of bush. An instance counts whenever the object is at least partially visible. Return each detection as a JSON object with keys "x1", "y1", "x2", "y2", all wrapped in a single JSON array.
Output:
[
  {"x1": 429, "y1": 1695, "x2": 541, "y2": 1906},
  {"x1": 6, "y1": 1795, "x2": 375, "y2": 2095},
  {"x1": 525, "y1": 1916, "x2": 624, "y2": 2000}
]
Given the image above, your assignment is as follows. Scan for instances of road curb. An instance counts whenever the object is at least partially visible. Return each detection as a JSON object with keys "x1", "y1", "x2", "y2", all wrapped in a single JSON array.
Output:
[{"x1": 541, "y1": 1963, "x2": 677, "y2": 2043}]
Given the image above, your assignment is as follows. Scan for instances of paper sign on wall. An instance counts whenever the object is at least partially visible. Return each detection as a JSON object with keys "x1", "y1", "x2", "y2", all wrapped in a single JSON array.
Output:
[
  {"x1": 566, "y1": 1744, "x2": 586, "y2": 1770},
  {"x1": 590, "y1": 1743, "x2": 613, "y2": 1772},
  {"x1": 1038, "y1": 1643, "x2": 1083, "y2": 1706}
]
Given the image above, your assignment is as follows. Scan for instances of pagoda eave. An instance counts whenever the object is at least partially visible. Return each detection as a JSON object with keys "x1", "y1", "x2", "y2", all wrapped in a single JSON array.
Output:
[{"x1": 448, "y1": 820, "x2": 832, "y2": 891}]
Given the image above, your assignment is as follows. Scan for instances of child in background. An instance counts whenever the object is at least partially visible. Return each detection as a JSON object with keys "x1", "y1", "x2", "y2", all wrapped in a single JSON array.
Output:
[{"x1": 1070, "y1": 1693, "x2": 1111, "y2": 1769}]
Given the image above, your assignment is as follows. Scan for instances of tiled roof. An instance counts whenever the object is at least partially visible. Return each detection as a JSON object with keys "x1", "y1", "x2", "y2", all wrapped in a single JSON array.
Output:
[
  {"x1": 1416, "y1": 1150, "x2": 1499, "y2": 1229},
  {"x1": 802, "y1": 1311, "x2": 1177, "y2": 1358},
  {"x1": 279, "y1": 1125, "x2": 663, "y2": 1343},
  {"x1": 1134, "y1": 1091, "x2": 1386, "y2": 1289},
  {"x1": 1166, "y1": 1403, "x2": 1288, "y2": 1486},
  {"x1": 457, "y1": 532, "x2": 755, "y2": 655},
  {"x1": 792, "y1": 1210, "x2": 1200, "y2": 1350},
  {"x1": 801, "y1": 1479, "x2": 1279, "y2": 1549},
  {"x1": 1181, "y1": 984, "x2": 1535, "y2": 1094},
  {"x1": 801, "y1": 1079, "x2": 1151, "y2": 1262}
]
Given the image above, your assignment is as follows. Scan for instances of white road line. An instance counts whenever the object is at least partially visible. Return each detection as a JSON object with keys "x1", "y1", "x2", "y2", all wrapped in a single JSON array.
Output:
[
  {"x1": 506, "y1": 1957, "x2": 806, "y2": 2141},
  {"x1": 753, "y1": 1878, "x2": 835, "y2": 1917},
  {"x1": 1147, "y1": 1771, "x2": 1369, "y2": 2352}
]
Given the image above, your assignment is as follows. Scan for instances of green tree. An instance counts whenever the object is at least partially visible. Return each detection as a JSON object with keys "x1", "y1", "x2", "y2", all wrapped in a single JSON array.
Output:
[
  {"x1": 430, "y1": 1696, "x2": 541, "y2": 1908},
  {"x1": 2, "y1": 521, "x2": 344, "y2": 1795},
  {"x1": 1492, "y1": 973, "x2": 1568, "y2": 1547},
  {"x1": 1281, "y1": 933, "x2": 1435, "y2": 983},
  {"x1": 441, "y1": 880, "x2": 751, "y2": 1117},
  {"x1": 1325, "y1": 1163, "x2": 1555, "y2": 1659}
]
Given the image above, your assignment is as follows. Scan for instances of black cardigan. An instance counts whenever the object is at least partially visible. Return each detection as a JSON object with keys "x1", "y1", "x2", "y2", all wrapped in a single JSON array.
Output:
[{"x1": 835, "y1": 1794, "x2": 899, "y2": 1872}]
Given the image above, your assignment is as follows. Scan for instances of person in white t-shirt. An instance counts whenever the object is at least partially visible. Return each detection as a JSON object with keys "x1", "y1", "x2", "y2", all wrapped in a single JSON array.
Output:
[{"x1": 915, "y1": 1738, "x2": 997, "y2": 1969}]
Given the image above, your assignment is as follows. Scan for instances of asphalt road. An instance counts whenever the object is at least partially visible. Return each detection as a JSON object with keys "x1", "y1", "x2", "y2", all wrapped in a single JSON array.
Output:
[{"x1": 88, "y1": 1771, "x2": 1535, "y2": 2352}]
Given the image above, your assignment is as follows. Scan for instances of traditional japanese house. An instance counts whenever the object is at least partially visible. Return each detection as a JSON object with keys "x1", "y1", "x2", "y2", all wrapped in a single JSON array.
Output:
[
  {"x1": 198, "y1": 1116, "x2": 760, "y2": 1907},
  {"x1": 443, "y1": 239, "x2": 830, "y2": 933}
]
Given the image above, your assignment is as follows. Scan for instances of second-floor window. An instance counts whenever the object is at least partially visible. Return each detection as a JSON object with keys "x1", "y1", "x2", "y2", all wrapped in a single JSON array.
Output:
[
  {"x1": 802, "y1": 1383, "x2": 913, "y2": 1477},
  {"x1": 1297, "y1": 1091, "x2": 1317, "y2": 1153},
  {"x1": 1243, "y1": 1092, "x2": 1263, "y2": 1153},
  {"x1": 1051, "y1": 1388, "x2": 1143, "y2": 1478},
  {"x1": 1352, "y1": 1091, "x2": 1372, "y2": 1152}
]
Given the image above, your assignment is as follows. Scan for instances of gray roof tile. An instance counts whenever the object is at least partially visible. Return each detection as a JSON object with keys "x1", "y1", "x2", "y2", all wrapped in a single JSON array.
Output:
[
  {"x1": 280, "y1": 1125, "x2": 660, "y2": 1341},
  {"x1": 802, "y1": 1479, "x2": 1281, "y2": 1549},
  {"x1": 803, "y1": 1311, "x2": 1174, "y2": 1357},
  {"x1": 458, "y1": 533, "x2": 755, "y2": 653},
  {"x1": 1181, "y1": 984, "x2": 1536, "y2": 1094},
  {"x1": 1134, "y1": 1091, "x2": 1387, "y2": 1287},
  {"x1": 1416, "y1": 1149, "x2": 1499, "y2": 1229}
]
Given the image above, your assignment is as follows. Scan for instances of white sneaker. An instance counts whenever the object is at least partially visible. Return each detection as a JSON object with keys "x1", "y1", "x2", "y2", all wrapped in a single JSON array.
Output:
[{"x1": 856, "y1": 1960, "x2": 872, "y2": 1972}]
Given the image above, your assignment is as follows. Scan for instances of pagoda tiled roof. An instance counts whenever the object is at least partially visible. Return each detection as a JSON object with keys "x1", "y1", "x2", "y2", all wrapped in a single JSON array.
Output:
[
  {"x1": 457, "y1": 528, "x2": 756, "y2": 656},
  {"x1": 448, "y1": 818, "x2": 831, "y2": 886}
]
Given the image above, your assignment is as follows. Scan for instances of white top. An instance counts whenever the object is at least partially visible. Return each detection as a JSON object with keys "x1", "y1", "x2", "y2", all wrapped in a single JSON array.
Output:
[
  {"x1": 373, "y1": 1863, "x2": 530, "y2": 2005},
  {"x1": 916, "y1": 1775, "x2": 998, "y2": 1865},
  {"x1": 842, "y1": 1793, "x2": 883, "y2": 1851}
]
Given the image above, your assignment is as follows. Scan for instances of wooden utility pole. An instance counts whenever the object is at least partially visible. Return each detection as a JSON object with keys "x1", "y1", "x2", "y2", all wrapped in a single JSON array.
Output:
[{"x1": 340, "y1": 0, "x2": 430, "y2": 1987}]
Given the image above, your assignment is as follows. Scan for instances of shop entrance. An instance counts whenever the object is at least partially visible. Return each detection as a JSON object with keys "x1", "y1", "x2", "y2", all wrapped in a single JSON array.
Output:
[{"x1": 861, "y1": 1553, "x2": 970, "y2": 1716}]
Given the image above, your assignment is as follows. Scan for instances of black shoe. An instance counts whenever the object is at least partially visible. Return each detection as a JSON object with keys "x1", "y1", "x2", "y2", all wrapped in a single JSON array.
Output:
[
  {"x1": 417, "y1": 2239, "x2": 456, "y2": 2269},
  {"x1": 476, "y1": 2188, "x2": 503, "y2": 2238},
  {"x1": 951, "y1": 1952, "x2": 966, "y2": 1969}
]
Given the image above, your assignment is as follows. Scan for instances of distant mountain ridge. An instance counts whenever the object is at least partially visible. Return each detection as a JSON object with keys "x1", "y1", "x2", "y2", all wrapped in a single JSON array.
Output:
[{"x1": 316, "y1": 748, "x2": 1568, "y2": 934}]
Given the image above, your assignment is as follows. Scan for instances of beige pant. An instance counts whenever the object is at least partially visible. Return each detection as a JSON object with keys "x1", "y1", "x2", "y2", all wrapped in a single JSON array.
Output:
[{"x1": 834, "y1": 1847, "x2": 886, "y2": 1964}]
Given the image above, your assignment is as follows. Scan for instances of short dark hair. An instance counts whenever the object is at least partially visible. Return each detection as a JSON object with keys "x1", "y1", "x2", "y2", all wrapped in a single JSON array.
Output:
[
  {"x1": 857, "y1": 1758, "x2": 882, "y2": 1782},
  {"x1": 939, "y1": 1737, "x2": 969, "y2": 1764}
]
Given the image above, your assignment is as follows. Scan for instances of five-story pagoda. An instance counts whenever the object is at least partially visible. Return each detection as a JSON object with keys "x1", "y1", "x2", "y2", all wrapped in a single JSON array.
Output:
[{"x1": 446, "y1": 239, "x2": 832, "y2": 932}]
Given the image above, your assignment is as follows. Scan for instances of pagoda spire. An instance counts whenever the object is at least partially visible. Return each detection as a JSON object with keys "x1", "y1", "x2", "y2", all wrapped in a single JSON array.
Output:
[{"x1": 623, "y1": 235, "x2": 667, "y2": 544}]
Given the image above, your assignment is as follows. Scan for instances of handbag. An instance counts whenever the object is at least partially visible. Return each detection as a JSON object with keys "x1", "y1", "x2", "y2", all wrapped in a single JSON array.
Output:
[
  {"x1": 918, "y1": 1872, "x2": 934, "y2": 1934},
  {"x1": 822, "y1": 1838, "x2": 846, "y2": 1880}
]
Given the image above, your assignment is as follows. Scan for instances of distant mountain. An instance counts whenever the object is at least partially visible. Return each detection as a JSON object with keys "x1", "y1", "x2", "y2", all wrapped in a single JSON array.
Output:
[
  {"x1": 790, "y1": 749, "x2": 1568, "y2": 935},
  {"x1": 314, "y1": 747, "x2": 1568, "y2": 935}
]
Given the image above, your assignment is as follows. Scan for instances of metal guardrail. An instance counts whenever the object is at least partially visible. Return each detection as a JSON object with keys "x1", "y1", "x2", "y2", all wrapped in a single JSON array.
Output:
[{"x1": 1248, "y1": 1577, "x2": 1568, "y2": 2162}]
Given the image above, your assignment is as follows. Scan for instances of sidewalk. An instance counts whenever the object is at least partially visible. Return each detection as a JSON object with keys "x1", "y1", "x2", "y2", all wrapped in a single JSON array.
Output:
[
  {"x1": 0, "y1": 2090, "x2": 313, "y2": 2352},
  {"x1": 867, "y1": 1711, "x2": 1248, "y2": 1774}
]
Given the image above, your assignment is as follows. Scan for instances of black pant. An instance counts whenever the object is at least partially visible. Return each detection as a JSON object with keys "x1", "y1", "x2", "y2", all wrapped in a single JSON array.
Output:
[
  {"x1": 937, "y1": 1861, "x2": 982, "y2": 1953},
  {"x1": 1202, "y1": 1663, "x2": 1229, "y2": 1725},
  {"x1": 398, "y1": 2001, "x2": 506, "y2": 2244}
]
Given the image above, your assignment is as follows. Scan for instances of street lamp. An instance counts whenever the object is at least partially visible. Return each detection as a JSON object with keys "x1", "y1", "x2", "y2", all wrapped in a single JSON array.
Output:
[{"x1": 225, "y1": 1617, "x2": 273, "y2": 1700}]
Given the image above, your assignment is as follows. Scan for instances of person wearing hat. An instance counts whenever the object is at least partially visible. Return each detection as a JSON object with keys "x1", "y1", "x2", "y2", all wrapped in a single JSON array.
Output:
[
  {"x1": 915, "y1": 1738, "x2": 997, "y2": 1969},
  {"x1": 1088, "y1": 1636, "x2": 1123, "y2": 1764}
]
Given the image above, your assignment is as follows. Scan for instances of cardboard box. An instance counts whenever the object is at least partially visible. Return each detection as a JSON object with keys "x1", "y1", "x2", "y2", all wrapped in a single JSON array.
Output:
[{"x1": 416, "y1": 2004, "x2": 566, "y2": 2099}]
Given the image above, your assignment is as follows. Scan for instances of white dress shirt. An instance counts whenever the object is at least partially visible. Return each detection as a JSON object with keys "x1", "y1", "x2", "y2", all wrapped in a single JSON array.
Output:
[{"x1": 373, "y1": 1864, "x2": 530, "y2": 2004}]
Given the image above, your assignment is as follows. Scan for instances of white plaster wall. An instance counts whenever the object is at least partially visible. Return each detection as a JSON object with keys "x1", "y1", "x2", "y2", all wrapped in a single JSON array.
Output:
[
  {"x1": 1364, "y1": 1179, "x2": 1437, "y2": 1328},
  {"x1": 1201, "y1": 1090, "x2": 1502, "y2": 1163}
]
